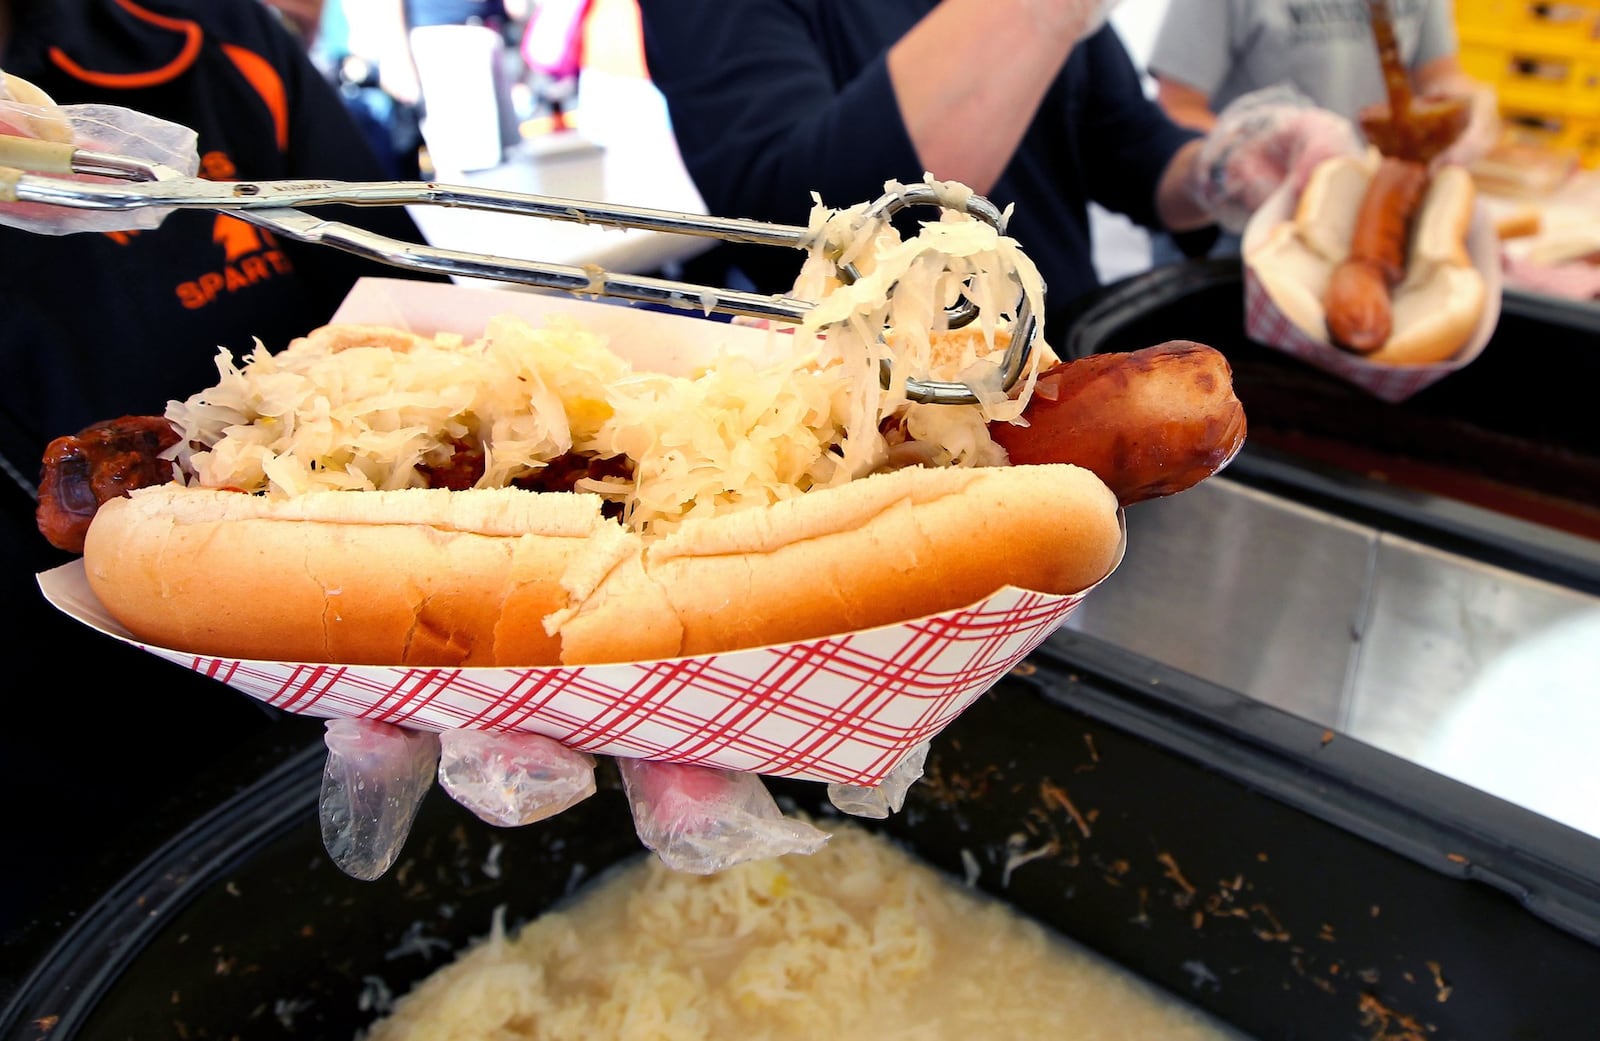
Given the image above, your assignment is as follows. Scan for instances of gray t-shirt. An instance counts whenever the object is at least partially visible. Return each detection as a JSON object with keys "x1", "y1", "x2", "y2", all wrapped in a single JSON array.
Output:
[{"x1": 1147, "y1": 0, "x2": 1460, "y2": 121}]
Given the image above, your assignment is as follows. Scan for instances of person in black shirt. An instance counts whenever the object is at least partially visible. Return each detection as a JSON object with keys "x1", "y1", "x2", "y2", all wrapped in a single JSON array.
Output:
[
  {"x1": 0, "y1": 0, "x2": 444, "y2": 941},
  {"x1": 636, "y1": 0, "x2": 1361, "y2": 336}
]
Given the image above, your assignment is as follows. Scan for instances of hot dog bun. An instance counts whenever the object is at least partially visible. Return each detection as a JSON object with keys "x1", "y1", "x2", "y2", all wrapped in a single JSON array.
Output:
[
  {"x1": 1253, "y1": 153, "x2": 1486, "y2": 366},
  {"x1": 83, "y1": 464, "x2": 1121, "y2": 667}
]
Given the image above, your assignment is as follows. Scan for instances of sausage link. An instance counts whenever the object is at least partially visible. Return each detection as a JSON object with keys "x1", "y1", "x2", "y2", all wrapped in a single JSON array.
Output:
[
  {"x1": 1347, "y1": 157, "x2": 1429, "y2": 286},
  {"x1": 1323, "y1": 258, "x2": 1393, "y2": 354},
  {"x1": 36, "y1": 416, "x2": 179, "y2": 553},
  {"x1": 1322, "y1": 157, "x2": 1430, "y2": 354},
  {"x1": 989, "y1": 341, "x2": 1247, "y2": 506}
]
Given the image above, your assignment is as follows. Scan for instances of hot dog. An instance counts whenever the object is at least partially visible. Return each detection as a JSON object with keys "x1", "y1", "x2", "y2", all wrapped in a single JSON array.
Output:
[
  {"x1": 1248, "y1": 151, "x2": 1486, "y2": 366},
  {"x1": 1323, "y1": 156, "x2": 1429, "y2": 353},
  {"x1": 988, "y1": 341, "x2": 1245, "y2": 505},
  {"x1": 38, "y1": 179, "x2": 1246, "y2": 669},
  {"x1": 39, "y1": 318, "x2": 1242, "y2": 669}
]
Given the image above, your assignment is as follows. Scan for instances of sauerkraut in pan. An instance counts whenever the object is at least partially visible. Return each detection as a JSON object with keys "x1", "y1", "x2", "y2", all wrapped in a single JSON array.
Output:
[
  {"x1": 360, "y1": 820, "x2": 1245, "y2": 1041},
  {"x1": 161, "y1": 176, "x2": 1049, "y2": 536}
]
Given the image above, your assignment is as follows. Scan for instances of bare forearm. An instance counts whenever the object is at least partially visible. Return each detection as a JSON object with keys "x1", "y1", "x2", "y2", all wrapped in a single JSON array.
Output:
[{"x1": 886, "y1": 0, "x2": 1098, "y2": 193}]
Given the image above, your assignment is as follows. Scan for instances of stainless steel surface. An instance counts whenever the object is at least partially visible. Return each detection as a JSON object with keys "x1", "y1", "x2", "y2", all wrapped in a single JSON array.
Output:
[
  {"x1": 4, "y1": 149, "x2": 1038, "y2": 404},
  {"x1": 1057, "y1": 477, "x2": 1600, "y2": 838},
  {"x1": 1061, "y1": 480, "x2": 1374, "y2": 727}
]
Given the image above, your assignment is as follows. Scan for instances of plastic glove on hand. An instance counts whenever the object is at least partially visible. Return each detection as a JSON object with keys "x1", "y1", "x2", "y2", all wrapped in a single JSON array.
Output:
[
  {"x1": 0, "y1": 70, "x2": 71, "y2": 142},
  {"x1": 826, "y1": 742, "x2": 930, "y2": 819},
  {"x1": 438, "y1": 729, "x2": 597, "y2": 827},
  {"x1": 618, "y1": 759, "x2": 829, "y2": 875},
  {"x1": 0, "y1": 66, "x2": 199, "y2": 235},
  {"x1": 320, "y1": 718, "x2": 440, "y2": 881},
  {"x1": 1191, "y1": 84, "x2": 1364, "y2": 233}
]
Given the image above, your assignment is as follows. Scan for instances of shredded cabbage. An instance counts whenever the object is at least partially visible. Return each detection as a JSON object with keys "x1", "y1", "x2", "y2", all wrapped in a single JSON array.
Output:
[{"x1": 161, "y1": 176, "x2": 1051, "y2": 536}]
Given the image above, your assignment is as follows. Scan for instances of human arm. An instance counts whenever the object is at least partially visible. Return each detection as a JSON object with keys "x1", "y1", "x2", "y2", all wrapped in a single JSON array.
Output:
[
  {"x1": 884, "y1": 0, "x2": 1114, "y2": 194},
  {"x1": 638, "y1": 0, "x2": 1110, "y2": 229}
]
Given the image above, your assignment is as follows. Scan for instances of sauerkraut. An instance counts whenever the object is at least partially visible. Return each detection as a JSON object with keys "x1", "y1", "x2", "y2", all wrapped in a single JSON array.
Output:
[
  {"x1": 161, "y1": 176, "x2": 1049, "y2": 535},
  {"x1": 358, "y1": 821, "x2": 1246, "y2": 1041}
]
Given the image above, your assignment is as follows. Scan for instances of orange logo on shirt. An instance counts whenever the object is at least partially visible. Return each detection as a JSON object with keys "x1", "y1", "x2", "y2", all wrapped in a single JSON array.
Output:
[
  {"x1": 175, "y1": 214, "x2": 295, "y2": 309},
  {"x1": 91, "y1": 151, "x2": 299, "y2": 308}
]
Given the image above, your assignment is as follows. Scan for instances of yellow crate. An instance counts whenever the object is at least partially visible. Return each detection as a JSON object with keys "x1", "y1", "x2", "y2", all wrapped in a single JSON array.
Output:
[
  {"x1": 1461, "y1": 42, "x2": 1600, "y2": 100},
  {"x1": 1501, "y1": 108, "x2": 1600, "y2": 167},
  {"x1": 1458, "y1": 1, "x2": 1600, "y2": 63}
]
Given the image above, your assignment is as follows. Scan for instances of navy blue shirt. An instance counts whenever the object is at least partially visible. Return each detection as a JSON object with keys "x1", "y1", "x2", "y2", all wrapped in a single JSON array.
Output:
[
  {"x1": 638, "y1": 0, "x2": 1201, "y2": 330},
  {"x1": 0, "y1": 0, "x2": 444, "y2": 486}
]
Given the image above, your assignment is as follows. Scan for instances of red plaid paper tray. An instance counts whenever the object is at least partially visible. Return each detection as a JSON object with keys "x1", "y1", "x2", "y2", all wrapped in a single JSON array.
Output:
[
  {"x1": 35, "y1": 279, "x2": 1123, "y2": 787},
  {"x1": 1240, "y1": 178, "x2": 1503, "y2": 404},
  {"x1": 38, "y1": 560, "x2": 1104, "y2": 786}
]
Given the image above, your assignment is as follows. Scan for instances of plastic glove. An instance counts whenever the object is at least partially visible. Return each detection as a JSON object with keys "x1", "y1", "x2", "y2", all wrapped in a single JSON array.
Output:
[
  {"x1": 617, "y1": 758, "x2": 830, "y2": 875},
  {"x1": 1190, "y1": 84, "x2": 1365, "y2": 233},
  {"x1": 826, "y1": 741, "x2": 930, "y2": 819},
  {"x1": 437, "y1": 729, "x2": 597, "y2": 827},
  {"x1": 0, "y1": 70, "x2": 71, "y2": 142},
  {"x1": 319, "y1": 718, "x2": 440, "y2": 881},
  {"x1": 1433, "y1": 82, "x2": 1502, "y2": 170},
  {"x1": 0, "y1": 67, "x2": 199, "y2": 235}
]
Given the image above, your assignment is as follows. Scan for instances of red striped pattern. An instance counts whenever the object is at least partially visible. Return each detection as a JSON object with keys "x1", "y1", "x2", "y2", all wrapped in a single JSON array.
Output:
[
  {"x1": 129, "y1": 586, "x2": 1092, "y2": 786},
  {"x1": 1242, "y1": 264, "x2": 1481, "y2": 404}
]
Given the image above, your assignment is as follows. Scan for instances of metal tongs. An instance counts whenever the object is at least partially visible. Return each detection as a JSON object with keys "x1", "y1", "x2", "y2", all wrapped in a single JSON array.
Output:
[{"x1": 0, "y1": 136, "x2": 1038, "y2": 404}]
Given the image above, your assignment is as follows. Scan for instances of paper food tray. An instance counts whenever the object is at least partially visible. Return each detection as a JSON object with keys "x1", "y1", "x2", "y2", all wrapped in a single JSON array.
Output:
[
  {"x1": 37, "y1": 278, "x2": 1120, "y2": 787},
  {"x1": 1240, "y1": 179, "x2": 1503, "y2": 404}
]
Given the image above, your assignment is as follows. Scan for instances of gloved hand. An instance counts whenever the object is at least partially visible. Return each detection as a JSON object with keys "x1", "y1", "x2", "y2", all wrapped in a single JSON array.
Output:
[
  {"x1": 0, "y1": 66, "x2": 199, "y2": 235},
  {"x1": 1189, "y1": 84, "x2": 1365, "y2": 233},
  {"x1": 319, "y1": 719, "x2": 600, "y2": 879},
  {"x1": 317, "y1": 719, "x2": 847, "y2": 880},
  {"x1": 0, "y1": 69, "x2": 71, "y2": 142},
  {"x1": 320, "y1": 718, "x2": 440, "y2": 881},
  {"x1": 1433, "y1": 82, "x2": 1502, "y2": 170},
  {"x1": 438, "y1": 728, "x2": 596, "y2": 827},
  {"x1": 826, "y1": 741, "x2": 929, "y2": 819},
  {"x1": 617, "y1": 759, "x2": 830, "y2": 875}
]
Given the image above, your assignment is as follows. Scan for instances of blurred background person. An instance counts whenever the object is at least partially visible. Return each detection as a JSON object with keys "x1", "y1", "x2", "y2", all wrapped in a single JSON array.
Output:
[
  {"x1": 0, "y1": 0, "x2": 444, "y2": 941},
  {"x1": 1145, "y1": 0, "x2": 1500, "y2": 262}
]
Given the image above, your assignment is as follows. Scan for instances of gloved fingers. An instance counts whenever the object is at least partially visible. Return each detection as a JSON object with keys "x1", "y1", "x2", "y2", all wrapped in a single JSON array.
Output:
[
  {"x1": 1432, "y1": 84, "x2": 1501, "y2": 170},
  {"x1": 437, "y1": 729, "x2": 597, "y2": 827},
  {"x1": 1283, "y1": 106, "x2": 1367, "y2": 194},
  {"x1": 617, "y1": 759, "x2": 829, "y2": 875},
  {"x1": 0, "y1": 69, "x2": 71, "y2": 143},
  {"x1": 826, "y1": 741, "x2": 930, "y2": 819},
  {"x1": 0, "y1": 84, "x2": 200, "y2": 235},
  {"x1": 1193, "y1": 84, "x2": 1363, "y2": 233},
  {"x1": 320, "y1": 718, "x2": 440, "y2": 881}
]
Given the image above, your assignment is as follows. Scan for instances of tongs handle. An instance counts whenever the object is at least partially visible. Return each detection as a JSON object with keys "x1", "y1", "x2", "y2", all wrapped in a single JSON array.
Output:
[{"x1": 0, "y1": 136, "x2": 76, "y2": 176}]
